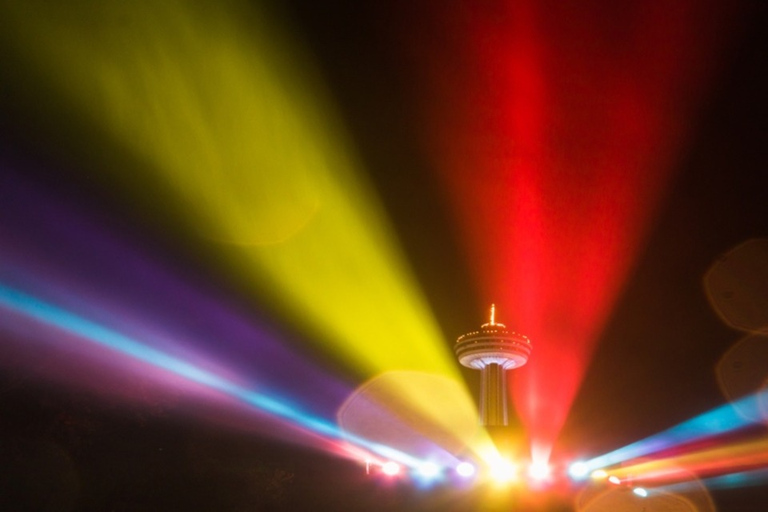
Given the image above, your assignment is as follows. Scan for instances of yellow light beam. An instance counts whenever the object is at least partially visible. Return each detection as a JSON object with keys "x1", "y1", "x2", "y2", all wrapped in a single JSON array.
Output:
[
  {"x1": 1, "y1": 0, "x2": 498, "y2": 461},
  {"x1": 1, "y1": 0, "x2": 445, "y2": 374}
]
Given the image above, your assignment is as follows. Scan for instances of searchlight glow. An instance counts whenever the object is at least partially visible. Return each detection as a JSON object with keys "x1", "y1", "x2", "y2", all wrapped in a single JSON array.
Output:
[
  {"x1": 381, "y1": 461, "x2": 401, "y2": 476},
  {"x1": 633, "y1": 487, "x2": 649, "y2": 497},
  {"x1": 456, "y1": 461, "x2": 476, "y2": 478},
  {"x1": 416, "y1": 462, "x2": 441, "y2": 479},
  {"x1": 568, "y1": 461, "x2": 590, "y2": 480},
  {"x1": 528, "y1": 461, "x2": 552, "y2": 481},
  {"x1": 489, "y1": 459, "x2": 519, "y2": 484}
]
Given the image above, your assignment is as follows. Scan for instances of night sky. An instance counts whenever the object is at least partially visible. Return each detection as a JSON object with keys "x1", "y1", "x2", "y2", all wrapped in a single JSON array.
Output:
[{"x1": 1, "y1": 1, "x2": 768, "y2": 511}]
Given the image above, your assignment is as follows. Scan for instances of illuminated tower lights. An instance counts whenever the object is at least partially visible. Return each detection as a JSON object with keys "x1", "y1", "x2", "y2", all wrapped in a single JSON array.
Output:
[{"x1": 455, "y1": 305, "x2": 531, "y2": 426}]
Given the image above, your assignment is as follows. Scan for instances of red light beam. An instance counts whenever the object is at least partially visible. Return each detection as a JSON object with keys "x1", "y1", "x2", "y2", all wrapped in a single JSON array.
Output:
[{"x1": 396, "y1": 0, "x2": 740, "y2": 457}]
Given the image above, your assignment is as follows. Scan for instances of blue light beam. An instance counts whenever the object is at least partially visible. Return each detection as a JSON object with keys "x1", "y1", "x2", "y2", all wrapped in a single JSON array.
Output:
[
  {"x1": 584, "y1": 391, "x2": 768, "y2": 471},
  {"x1": 0, "y1": 283, "x2": 420, "y2": 466}
]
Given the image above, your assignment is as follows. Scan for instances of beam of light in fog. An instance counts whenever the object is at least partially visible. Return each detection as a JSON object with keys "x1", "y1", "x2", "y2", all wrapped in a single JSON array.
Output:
[
  {"x1": 0, "y1": 283, "x2": 425, "y2": 468},
  {"x1": 0, "y1": 169, "x2": 452, "y2": 469},
  {"x1": 610, "y1": 436, "x2": 768, "y2": 485},
  {"x1": 0, "y1": 169, "x2": 350, "y2": 416},
  {"x1": 584, "y1": 390, "x2": 768, "y2": 471},
  {"x1": 394, "y1": 0, "x2": 738, "y2": 461},
  {"x1": 663, "y1": 467, "x2": 768, "y2": 493},
  {"x1": 0, "y1": 0, "x2": 489, "y2": 460},
  {"x1": 337, "y1": 371, "x2": 498, "y2": 466}
]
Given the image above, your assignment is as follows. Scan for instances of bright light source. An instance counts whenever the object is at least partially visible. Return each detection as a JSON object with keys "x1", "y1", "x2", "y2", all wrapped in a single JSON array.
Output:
[
  {"x1": 489, "y1": 459, "x2": 518, "y2": 484},
  {"x1": 456, "y1": 461, "x2": 476, "y2": 478},
  {"x1": 528, "y1": 461, "x2": 552, "y2": 481},
  {"x1": 591, "y1": 469, "x2": 608, "y2": 480},
  {"x1": 381, "y1": 461, "x2": 401, "y2": 476},
  {"x1": 417, "y1": 462, "x2": 440, "y2": 479},
  {"x1": 633, "y1": 487, "x2": 649, "y2": 497},
  {"x1": 608, "y1": 475, "x2": 621, "y2": 485},
  {"x1": 569, "y1": 461, "x2": 590, "y2": 479}
]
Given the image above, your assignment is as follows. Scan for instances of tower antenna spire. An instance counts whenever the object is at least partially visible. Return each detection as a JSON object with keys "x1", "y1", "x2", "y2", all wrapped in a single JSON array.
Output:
[{"x1": 490, "y1": 304, "x2": 496, "y2": 325}]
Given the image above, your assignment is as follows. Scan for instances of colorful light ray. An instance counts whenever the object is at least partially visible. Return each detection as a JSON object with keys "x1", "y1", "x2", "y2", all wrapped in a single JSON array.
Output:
[
  {"x1": 584, "y1": 390, "x2": 768, "y2": 471},
  {"x1": 0, "y1": 167, "x2": 459, "y2": 471},
  {"x1": 0, "y1": 0, "x2": 454, "y2": 375},
  {"x1": 338, "y1": 371, "x2": 499, "y2": 466},
  {"x1": 396, "y1": 0, "x2": 738, "y2": 459},
  {"x1": 0, "y1": 283, "x2": 428, "y2": 468},
  {"x1": 0, "y1": 168, "x2": 348, "y2": 412},
  {"x1": 610, "y1": 436, "x2": 768, "y2": 485},
  {"x1": 665, "y1": 467, "x2": 768, "y2": 492},
  {"x1": 0, "y1": 0, "x2": 490, "y2": 458}
]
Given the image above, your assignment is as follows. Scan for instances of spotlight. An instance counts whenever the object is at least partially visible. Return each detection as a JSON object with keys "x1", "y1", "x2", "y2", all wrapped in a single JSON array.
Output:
[
  {"x1": 528, "y1": 461, "x2": 552, "y2": 481},
  {"x1": 489, "y1": 459, "x2": 518, "y2": 484},
  {"x1": 416, "y1": 462, "x2": 440, "y2": 479},
  {"x1": 568, "y1": 461, "x2": 590, "y2": 479},
  {"x1": 591, "y1": 469, "x2": 608, "y2": 480},
  {"x1": 608, "y1": 475, "x2": 622, "y2": 485},
  {"x1": 456, "y1": 461, "x2": 476, "y2": 478},
  {"x1": 381, "y1": 461, "x2": 401, "y2": 476},
  {"x1": 633, "y1": 487, "x2": 649, "y2": 497}
]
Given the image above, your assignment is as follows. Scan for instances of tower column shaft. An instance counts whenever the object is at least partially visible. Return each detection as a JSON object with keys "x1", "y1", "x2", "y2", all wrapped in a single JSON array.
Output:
[{"x1": 480, "y1": 363, "x2": 508, "y2": 426}]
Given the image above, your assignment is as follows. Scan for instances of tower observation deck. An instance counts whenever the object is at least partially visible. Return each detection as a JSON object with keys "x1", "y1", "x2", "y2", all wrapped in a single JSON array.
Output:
[{"x1": 455, "y1": 305, "x2": 531, "y2": 426}]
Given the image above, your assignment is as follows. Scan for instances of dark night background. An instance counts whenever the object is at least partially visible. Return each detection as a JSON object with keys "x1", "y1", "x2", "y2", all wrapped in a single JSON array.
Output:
[{"x1": 1, "y1": 1, "x2": 768, "y2": 510}]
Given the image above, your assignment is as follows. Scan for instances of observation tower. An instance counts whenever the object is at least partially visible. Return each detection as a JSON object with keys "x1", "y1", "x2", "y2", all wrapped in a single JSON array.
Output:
[{"x1": 455, "y1": 305, "x2": 531, "y2": 426}]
